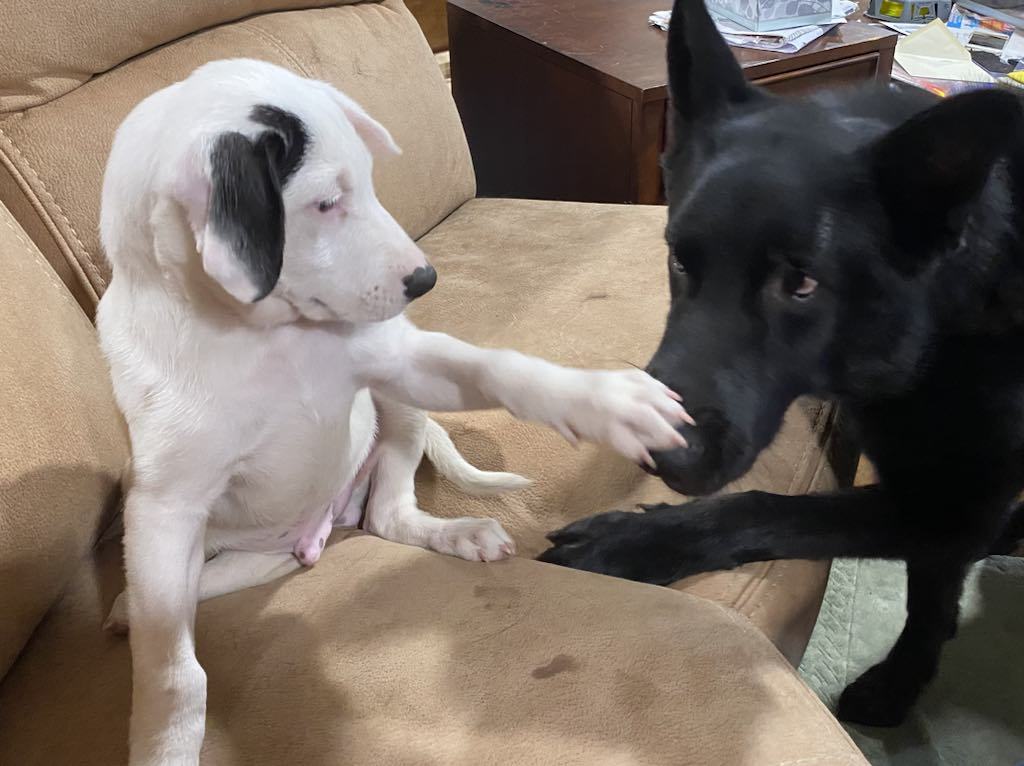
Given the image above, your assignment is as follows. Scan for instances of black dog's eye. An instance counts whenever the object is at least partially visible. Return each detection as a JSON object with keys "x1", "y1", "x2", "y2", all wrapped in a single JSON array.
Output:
[
  {"x1": 670, "y1": 249, "x2": 686, "y2": 274},
  {"x1": 317, "y1": 196, "x2": 341, "y2": 213},
  {"x1": 782, "y1": 267, "x2": 818, "y2": 301}
]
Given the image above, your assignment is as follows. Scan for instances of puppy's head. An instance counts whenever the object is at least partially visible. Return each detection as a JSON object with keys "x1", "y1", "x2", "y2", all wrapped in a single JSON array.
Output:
[
  {"x1": 155, "y1": 59, "x2": 431, "y2": 324},
  {"x1": 645, "y1": 0, "x2": 1023, "y2": 496}
]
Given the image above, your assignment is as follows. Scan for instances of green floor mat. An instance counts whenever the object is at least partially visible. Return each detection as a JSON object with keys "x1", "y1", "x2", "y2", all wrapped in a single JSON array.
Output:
[{"x1": 799, "y1": 556, "x2": 1024, "y2": 766}]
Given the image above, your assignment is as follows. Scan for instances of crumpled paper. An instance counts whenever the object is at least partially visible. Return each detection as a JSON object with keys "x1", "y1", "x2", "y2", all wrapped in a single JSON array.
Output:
[{"x1": 649, "y1": 0, "x2": 858, "y2": 54}]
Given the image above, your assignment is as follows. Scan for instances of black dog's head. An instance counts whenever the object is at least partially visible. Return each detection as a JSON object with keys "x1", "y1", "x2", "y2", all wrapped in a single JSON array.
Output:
[{"x1": 647, "y1": 0, "x2": 1023, "y2": 496}]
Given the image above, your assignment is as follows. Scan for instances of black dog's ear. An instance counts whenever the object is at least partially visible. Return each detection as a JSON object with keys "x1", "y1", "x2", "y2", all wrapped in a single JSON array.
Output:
[
  {"x1": 666, "y1": 0, "x2": 761, "y2": 128},
  {"x1": 197, "y1": 105, "x2": 307, "y2": 303},
  {"x1": 865, "y1": 89, "x2": 1023, "y2": 273}
]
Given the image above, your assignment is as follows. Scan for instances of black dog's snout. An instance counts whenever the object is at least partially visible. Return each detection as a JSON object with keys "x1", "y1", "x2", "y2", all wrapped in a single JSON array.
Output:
[
  {"x1": 403, "y1": 265, "x2": 437, "y2": 300},
  {"x1": 646, "y1": 409, "x2": 739, "y2": 496},
  {"x1": 646, "y1": 422, "x2": 705, "y2": 475}
]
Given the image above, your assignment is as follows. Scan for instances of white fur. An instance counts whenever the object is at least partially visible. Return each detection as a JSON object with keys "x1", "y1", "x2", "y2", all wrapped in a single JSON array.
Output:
[{"x1": 97, "y1": 59, "x2": 689, "y2": 765}]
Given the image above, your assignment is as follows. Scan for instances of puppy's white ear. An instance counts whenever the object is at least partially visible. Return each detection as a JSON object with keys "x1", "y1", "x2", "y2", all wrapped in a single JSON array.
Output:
[{"x1": 320, "y1": 83, "x2": 401, "y2": 157}]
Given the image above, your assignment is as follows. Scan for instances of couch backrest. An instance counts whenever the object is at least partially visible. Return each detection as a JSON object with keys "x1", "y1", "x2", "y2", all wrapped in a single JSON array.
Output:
[
  {"x1": 0, "y1": 0, "x2": 475, "y2": 316},
  {"x1": 0, "y1": 200, "x2": 129, "y2": 680}
]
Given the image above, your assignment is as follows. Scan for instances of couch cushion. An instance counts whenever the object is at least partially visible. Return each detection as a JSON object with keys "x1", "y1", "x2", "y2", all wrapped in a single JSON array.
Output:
[
  {"x1": 0, "y1": 201, "x2": 129, "y2": 679},
  {"x1": 408, "y1": 198, "x2": 856, "y2": 663},
  {"x1": 0, "y1": 0, "x2": 355, "y2": 113},
  {"x1": 0, "y1": 534, "x2": 866, "y2": 765},
  {"x1": 0, "y1": 0, "x2": 474, "y2": 314}
]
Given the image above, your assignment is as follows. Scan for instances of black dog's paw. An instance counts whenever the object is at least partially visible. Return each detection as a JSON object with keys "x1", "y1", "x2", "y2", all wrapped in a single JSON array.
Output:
[
  {"x1": 537, "y1": 510, "x2": 686, "y2": 585},
  {"x1": 836, "y1": 662, "x2": 918, "y2": 728}
]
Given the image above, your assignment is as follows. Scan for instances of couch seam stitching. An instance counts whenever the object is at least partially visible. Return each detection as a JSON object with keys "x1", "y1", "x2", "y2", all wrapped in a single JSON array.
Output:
[
  {"x1": 730, "y1": 402, "x2": 837, "y2": 622},
  {"x1": 0, "y1": 125, "x2": 105, "y2": 295},
  {"x1": 788, "y1": 401, "x2": 828, "y2": 496},
  {"x1": 0, "y1": 132, "x2": 100, "y2": 306},
  {"x1": 0, "y1": 211, "x2": 93, "y2": 323}
]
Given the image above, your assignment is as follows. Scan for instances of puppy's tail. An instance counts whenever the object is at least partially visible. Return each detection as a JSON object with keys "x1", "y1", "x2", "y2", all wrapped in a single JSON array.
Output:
[{"x1": 423, "y1": 418, "x2": 531, "y2": 495}]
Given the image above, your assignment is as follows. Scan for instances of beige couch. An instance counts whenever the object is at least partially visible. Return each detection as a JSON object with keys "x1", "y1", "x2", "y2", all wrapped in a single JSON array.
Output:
[{"x1": 0, "y1": 1, "x2": 866, "y2": 763}]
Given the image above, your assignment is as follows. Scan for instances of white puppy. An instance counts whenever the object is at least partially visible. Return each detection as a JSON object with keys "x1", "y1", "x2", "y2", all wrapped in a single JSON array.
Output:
[{"x1": 97, "y1": 59, "x2": 691, "y2": 765}]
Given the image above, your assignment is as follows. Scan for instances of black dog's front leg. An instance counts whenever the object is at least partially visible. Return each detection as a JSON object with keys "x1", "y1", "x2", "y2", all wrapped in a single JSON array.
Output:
[
  {"x1": 836, "y1": 558, "x2": 967, "y2": 726},
  {"x1": 538, "y1": 487, "x2": 982, "y2": 727},
  {"x1": 538, "y1": 486, "x2": 908, "y2": 584}
]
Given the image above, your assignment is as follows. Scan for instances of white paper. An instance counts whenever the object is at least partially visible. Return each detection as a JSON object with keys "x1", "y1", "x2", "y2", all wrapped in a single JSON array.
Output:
[
  {"x1": 649, "y1": 0, "x2": 856, "y2": 53},
  {"x1": 879, "y1": 21, "x2": 933, "y2": 35},
  {"x1": 894, "y1": 19, "x2": 995, "y2": 82},
  {"x1": 1002, "y1": 30, "x2": 1024, "y2": 63}
]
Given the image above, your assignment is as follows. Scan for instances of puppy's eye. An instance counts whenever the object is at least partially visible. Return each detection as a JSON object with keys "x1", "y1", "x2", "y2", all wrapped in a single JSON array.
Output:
[
  {"x1": 317, "y1": 196, "x2": 341, "y2": 213},
  {"x1": 783, "y1": 268, "x2": 818, "y2": 301}
]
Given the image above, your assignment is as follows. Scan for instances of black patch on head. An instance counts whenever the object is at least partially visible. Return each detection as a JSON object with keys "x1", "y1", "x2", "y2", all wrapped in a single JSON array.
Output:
[
  {"x1": 206, "y1": 106, "x2": 309, "y2": 301},
  {"x1": 249, "y1": 104, "x2": 308, "y2": 184}
]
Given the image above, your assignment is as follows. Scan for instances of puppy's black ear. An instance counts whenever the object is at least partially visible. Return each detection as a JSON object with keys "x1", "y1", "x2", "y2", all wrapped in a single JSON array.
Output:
[
  {"x1": 666, "y1": 0, "x2": 761, "y2": 128},
  {"x1": 204, "y1": 131, "x2": 286, "y2": 302},
  {"x1": 202, "y1": 105, "x2": 307, "y2": 303},
  {"x1": 865, "y1": 89, "x2": 1023, "y2": 273}
]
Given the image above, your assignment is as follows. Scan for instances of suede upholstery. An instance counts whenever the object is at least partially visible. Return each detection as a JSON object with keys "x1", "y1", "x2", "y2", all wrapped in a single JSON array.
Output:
[
  {"x1": 0, "y1": 200, "x2": 128, "y2": 679},
  {"x1": 0, "y1": 0, "x2": 357, "y2": 113},
  {"x1": 0, "y1": 535, "x2": 866, "y2": 765}
]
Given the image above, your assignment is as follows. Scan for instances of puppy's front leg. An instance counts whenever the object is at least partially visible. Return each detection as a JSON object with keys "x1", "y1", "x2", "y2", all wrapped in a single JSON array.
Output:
[
  {"x1": 123, "y1": 485, "x2": 212, "y2": 766},
  {"x1": 359, "y1": 317, "x2": 691, "y2": 464}
]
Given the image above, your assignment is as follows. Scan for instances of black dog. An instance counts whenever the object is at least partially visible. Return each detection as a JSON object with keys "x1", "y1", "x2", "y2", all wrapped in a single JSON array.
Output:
[{"x1": 539, "y1": 0, "x2": 1024, "y2": 727}]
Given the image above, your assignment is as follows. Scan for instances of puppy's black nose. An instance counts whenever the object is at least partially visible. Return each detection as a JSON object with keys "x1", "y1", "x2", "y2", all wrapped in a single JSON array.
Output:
[{"x1": 403, "y1": 265, "x2": 437, "y2": 300}]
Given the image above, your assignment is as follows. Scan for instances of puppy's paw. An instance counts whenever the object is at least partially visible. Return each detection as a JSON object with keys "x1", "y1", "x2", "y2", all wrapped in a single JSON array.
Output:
[
  {"x1": 432, "y1": 517, "x2": 516, "y2": 562},
  {"x1": 104, "y1": 591, "x2": 130, "y2": 636},
  {"x1": 554, "y1": 369, "x2": 692, "y2": 465}
]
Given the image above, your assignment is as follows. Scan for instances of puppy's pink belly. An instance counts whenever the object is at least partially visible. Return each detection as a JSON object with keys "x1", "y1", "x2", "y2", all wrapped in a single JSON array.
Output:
[
  {"x1": 219, "y1": 441, "x2": 379, "y2": 563},
  {"x1": 293, "y1": 441, "x2": 380, "y2": 566}
]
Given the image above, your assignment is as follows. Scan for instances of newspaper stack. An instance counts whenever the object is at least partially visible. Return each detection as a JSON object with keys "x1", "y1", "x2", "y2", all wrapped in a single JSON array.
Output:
[{"x1": 649, "y1": 0, "x2": 859, "y2": 54}]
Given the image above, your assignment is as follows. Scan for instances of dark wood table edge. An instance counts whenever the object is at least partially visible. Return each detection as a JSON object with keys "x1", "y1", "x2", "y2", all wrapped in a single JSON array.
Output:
[
  {"x1": 448, "y1": 3, "x2": 648, "y2": 101},
  {"x1": 448, "y1": 2, "x2": 897, "y2": 104}
]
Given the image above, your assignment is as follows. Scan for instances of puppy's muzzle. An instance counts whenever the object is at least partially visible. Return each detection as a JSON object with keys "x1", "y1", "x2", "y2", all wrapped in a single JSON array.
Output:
[{"x1": 403, "y1": 265, "x2": 437, "y2": 300}]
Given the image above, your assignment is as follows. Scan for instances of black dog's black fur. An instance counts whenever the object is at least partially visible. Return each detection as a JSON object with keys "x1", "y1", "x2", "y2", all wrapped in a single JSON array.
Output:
[{"x1": 539, "y1": 0, "x2": 1024, "y2": 727}]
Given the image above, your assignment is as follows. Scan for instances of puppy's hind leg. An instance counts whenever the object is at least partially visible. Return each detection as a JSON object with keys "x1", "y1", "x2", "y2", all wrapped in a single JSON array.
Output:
[
  {"x1": 365, "y1": 394, "x2": 516, "y2": 561},
  {"x1": 106, "y1": 551, "x2": 301, "y2": 634}
]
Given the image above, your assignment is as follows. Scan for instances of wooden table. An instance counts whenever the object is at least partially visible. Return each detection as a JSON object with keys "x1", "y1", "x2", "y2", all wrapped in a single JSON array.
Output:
[{"x1": 448, "y1": 0, "x2": 897, "y2": 204}]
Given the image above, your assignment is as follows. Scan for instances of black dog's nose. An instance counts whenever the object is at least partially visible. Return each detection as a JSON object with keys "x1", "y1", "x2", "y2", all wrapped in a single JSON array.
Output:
[
  {"x1": 646, "y1": 426, "x2": 704, "y2": 477},
  {"x1": 403, "y1": 265, "x2": 437, "y2": 300},
  {"x1": 646, "y1": 409, "x2": 736, "y2": 496}
]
